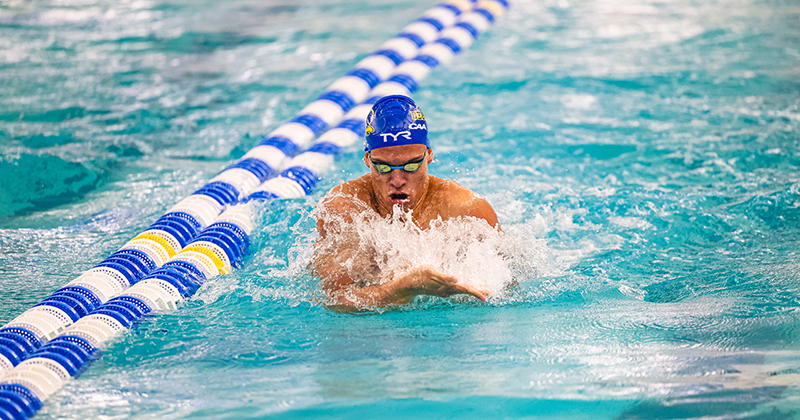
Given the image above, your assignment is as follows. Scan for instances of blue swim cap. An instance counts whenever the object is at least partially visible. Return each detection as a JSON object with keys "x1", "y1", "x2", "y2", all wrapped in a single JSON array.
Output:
[{"x1": 364, "y1": 95, "x2": 429, "y2": 152}]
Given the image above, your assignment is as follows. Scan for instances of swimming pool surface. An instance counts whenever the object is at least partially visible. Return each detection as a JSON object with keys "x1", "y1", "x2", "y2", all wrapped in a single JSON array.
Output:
[{"x1": 1, "y1": 0, "x2": 799, "y2": 418}]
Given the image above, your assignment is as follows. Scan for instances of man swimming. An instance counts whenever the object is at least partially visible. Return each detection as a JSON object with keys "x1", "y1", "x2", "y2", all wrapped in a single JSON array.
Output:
[{"x1": 312, "y1": 95, "x2": 501, "y2": 311}]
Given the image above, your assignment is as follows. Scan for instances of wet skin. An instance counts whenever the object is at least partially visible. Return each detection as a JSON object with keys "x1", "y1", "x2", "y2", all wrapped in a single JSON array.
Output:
[
  {"x1": 313, "y1": 144, "x2": 501, "y2": 311},
  {"x1": 366, "y1": 144, "x2": 432, "y2": 215}
]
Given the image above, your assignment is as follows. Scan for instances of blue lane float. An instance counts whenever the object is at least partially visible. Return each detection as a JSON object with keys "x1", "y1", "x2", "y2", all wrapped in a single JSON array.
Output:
[
  {"x1": 0, "y1": 1, "x2": 507, "y2": 418},
  {"x1": 248, "y1": 0, "x2": 506, "y2": 200},
  {"x1": 0, "y1": 0, "x2": 465, "y2": 375}
]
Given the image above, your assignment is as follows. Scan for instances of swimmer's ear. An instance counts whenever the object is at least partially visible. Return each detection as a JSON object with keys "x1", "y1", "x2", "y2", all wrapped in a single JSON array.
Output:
[
  {"x1": 427, "y1": 148, "x2": 434, "y2": 163},
  {"x1": 363, "y1": 152, "x2": 370, "y2": 169}
]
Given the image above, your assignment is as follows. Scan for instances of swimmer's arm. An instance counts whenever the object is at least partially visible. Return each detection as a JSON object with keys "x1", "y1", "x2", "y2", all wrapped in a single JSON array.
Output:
[
  {"x1": 472, "y1": 197, "x2": 501, "y2": 230},
  {"x1": 312, "y1": 225, "x2": 489, "y2": 310},
  {"x1": 321, "y1": 264, "x2": 490, "y2": 312},
  {"x1": 440, "y1": 179, "x2": 502, "y2": 230},
  {"x1": 315, "y1": 187, "x2": 360, "y2": 239},
  {"x1": 460, "y1": 191, "x2": 502, "y2": 231},
  {"x1": 312, "y1": 189, "x2": 386, "y2": 305},
  {"x1": 313, "y1": 184, "x2": 491, "y2": 311},
  {"x1": 311, "y1": 238, "x2": 380, "y2": 290}
]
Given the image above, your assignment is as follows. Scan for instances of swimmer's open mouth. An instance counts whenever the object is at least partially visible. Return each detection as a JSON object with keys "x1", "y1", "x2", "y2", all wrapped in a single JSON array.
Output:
[{"x1": 390, "y1": 193, "x2": 409, "y2": 202}]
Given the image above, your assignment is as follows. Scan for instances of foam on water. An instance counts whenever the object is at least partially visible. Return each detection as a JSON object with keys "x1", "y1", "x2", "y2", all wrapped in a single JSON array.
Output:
[
  {"x1": 293, "y1": 195, "x2": 555, "y2": 309},
  {"x1": 2, "y1": 0, "x2": 800, "y2": 417}
]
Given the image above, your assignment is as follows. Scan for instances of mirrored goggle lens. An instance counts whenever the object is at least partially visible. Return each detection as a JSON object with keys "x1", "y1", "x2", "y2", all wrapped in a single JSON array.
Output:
[
  {"x1": 374, "y1": 162, "x2": 422, "y2": 174},
  {"x1": 402, "y1": 162, "x2": 422, "y2": 172},
  {"x1": 374, "y1": 164, "x2": 392, "y2": 173}
]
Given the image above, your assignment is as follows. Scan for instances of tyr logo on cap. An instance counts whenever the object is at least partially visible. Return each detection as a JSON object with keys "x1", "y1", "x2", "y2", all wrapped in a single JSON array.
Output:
[{"x1": 380, "y1": 131, "x2": 412, "y2": 143}]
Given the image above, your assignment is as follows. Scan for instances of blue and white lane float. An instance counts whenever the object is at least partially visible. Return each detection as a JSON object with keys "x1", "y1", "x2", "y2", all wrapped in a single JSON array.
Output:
[
  {"x1": 249, "y1": 0, "x2": 508, "y2": 200},
  {"x1": 0, "y1": 0, "x2": 465, "y2": 379},
  {"x1": 237, "y1": 1, "x2": 473, "y2": 184},
  {"x1": 0, "y1": 0, "x2": 508, "y2": 416},
  {"x1": 0, "y1": 0, "x2": 464, "y2": 373},
  {"x1": 0, "y1": 205, "x2": 255, "y2": 420},
  {"x1": 0, "y1": 2, "x2": 502, "y2": 418}
]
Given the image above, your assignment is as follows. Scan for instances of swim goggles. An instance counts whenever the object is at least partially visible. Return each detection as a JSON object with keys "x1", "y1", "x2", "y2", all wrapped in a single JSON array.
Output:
[{"x1": 369, "y1": 150, "x2": 427, "y2": 174}]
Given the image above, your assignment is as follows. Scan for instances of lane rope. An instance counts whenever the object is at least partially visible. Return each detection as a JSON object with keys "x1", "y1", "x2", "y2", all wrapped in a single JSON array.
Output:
[{"x1": 0, "y1": 1, "x2": 507, "y2": 418}]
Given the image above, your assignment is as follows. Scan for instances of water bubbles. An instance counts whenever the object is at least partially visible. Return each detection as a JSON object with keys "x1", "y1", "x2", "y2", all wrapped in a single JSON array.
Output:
[{"x1": 286, "y1": 198, "x2": 555, "y2": 309}]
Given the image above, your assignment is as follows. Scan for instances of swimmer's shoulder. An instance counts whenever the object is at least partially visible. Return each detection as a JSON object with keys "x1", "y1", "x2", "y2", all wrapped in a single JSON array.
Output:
[
  {"x1": 431, "y1": 176, "x2": 500, "y2": 228},
  {"x1": 320, "y1": 175, "x2": 375, "y2": 215},
  {"x1": 430, "y1": 176, "x2": 486, "y2": 203}
]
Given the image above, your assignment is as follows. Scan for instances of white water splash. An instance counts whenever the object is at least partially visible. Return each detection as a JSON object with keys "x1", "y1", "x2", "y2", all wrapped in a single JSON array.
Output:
[{"x1": 291, "y1": 198, "x2": 555, "y2": 305}]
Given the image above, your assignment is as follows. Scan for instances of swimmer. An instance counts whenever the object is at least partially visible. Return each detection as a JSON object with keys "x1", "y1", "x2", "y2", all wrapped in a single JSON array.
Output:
[{"x1": 312, "y1": 95, "x2": 501, "y2": 311}]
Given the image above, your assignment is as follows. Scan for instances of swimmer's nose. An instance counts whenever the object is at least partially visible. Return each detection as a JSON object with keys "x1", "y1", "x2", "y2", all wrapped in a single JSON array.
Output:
[{"x1": 387, "y1": 168, "x2": 407, "y2": 188}]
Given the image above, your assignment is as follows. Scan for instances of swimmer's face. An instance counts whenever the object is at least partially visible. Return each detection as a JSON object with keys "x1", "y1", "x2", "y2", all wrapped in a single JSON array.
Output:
[{"x1": 364, "y1": 144, "x2": 433, "y2": 213}]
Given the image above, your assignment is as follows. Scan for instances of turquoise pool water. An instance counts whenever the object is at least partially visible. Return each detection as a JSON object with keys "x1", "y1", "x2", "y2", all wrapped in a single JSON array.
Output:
[{"x1": 1, "y1": 0, "x2": 800, "y2": 418}]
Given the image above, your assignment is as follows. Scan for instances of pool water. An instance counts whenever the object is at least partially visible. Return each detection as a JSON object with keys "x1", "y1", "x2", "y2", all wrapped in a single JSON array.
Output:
[{"x1": 1, "y1": 0, "x2": 800, "y2": 418}]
